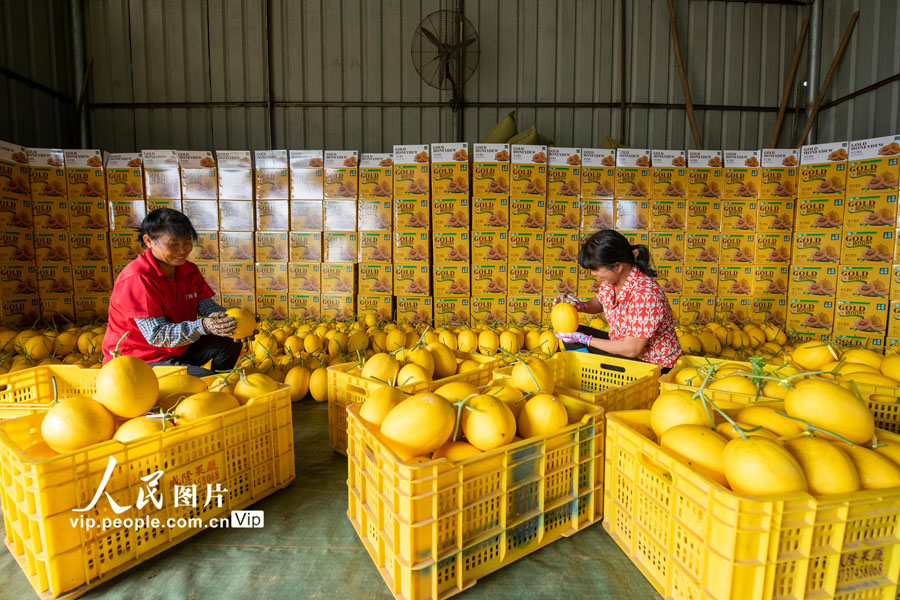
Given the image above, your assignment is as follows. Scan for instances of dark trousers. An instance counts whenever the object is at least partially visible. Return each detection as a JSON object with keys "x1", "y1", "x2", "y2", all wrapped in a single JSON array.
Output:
[
  {"x1": 563, "y1": 325, "x2": 671, "y2": 374},
  {"x1": 149, "y1": 334, "x2": 243, "y2": 377}
]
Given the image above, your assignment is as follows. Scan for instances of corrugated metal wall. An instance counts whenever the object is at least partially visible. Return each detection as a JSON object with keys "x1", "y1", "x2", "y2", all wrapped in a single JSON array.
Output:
[
  {"x1": 814, "y1": 0, "x2": 900, "y2": 143},
  {"x1": 0, "y1": 0, "x2": 75, "y2": 147},
  {"x1": 4, "y1": 1, "x2": 899, "y2": 152},
  {"x1": 84, "y1": 0, "x2": 812, "y2": 152}
]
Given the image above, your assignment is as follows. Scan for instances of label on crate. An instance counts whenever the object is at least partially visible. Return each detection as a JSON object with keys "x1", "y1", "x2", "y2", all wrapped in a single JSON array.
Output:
[
  {"x1": 679, "y1": 296, "x2": 715, "y2": 326},
  {"x1": 789, "y1": 265, "x2": 838, "y2": 299},
  {"x1": 288, "y1": 231, "x2": 322, "y2": 263},
  {"x1": 684, "y1": 233, "x2": 720, "y2": 264},
  {"x1": 141, "y1": 150, "x2": 181, "y2": 200},
  {"x1": 433, "y1": 231, "x2": 470, "y2": 264},
  {"x1": 847, "y1": 135, "x2": 900, "y2": 196},
  {"x1": 752, "y1": 265, "x2": 788, "y2": 296},
  {"x1": 651, "y1": 150, "x2": 687, "y2": 198},
  {"x1": 543, "y1": 232, "x2": 579, "y2": 264},
  {"x1": 507, "y1": 265, "x2": 543, "y2": 296},
  {"x1": 792, "y1": 231, "x2": 842, "y2": 264},
  {"x1": 510, "y1": 145, "x2": 547, "y2": 197},
  {"x1": 844, "y1": 192, "x2": 897, "y2": 229},
  {"x1": 27, "y1": 148, "x2": 67, "y2": 202},
  {"x1": 799, "y1": 141, "x2": 848, "y2": 198},
  {"x1": 759, "y1": 149, "x2": 799, "y2": 199},
  {"x1": 255, "y1": 231, "x2": 289, "y2": 261},
  {"x1": 580, "y1": 148, "x2": 616, "y2": 199},
  {"x1": 650, "y1": 199, "x2": 685, "y2": 231},
  {"x1": 472, "y1": 264, "x2": 508, "y2": 296},
  {"x1": 838, "y1": 265, "x2": 892, "y2": 299},
  {"x1": 434, "y1": 297, "x2": 470, "y2": 326},
  {"x1": 358, "y1": 264, "x2": 393, "y2": 295},
  {"x1": 473, "y1": 144, "x2": 510, "y2": 197},
  {"x1": 289, "y1": 150, "x2": 325, "y2": 199},
  {"x1": 395, "y1": 296, "x2": 432, "y2": 325},
  {"x1": 508, "y1": 231, "x2": 543, "y2": 263},
  {"x1": 841, "y1": 229, "x2": 895, "y2": 264},
  {"x1": 289, "y1": 293, "x2": 321, "y2": 319},
  {"x1": 506, "y1": 296, "x2": 543, "y2": 326},
  {"x1": 650, "y1": 232, "x2": 684, "y2": 264},
  {"x1": 358, "y1": 153, "x2": 393, "y2": 201},
  {"x1": 393, "y1": 264, "x2": 430, "y2": 296},
  {"x1": 393, "y1": 198, "x2": 430, "y2": 229},
  {"x1": 0, "y1": 140, "x2": 31, "y2": 201},
  {"x1": 756, "y1": 199, "x2": 794, "y2": 232},
  {"x1": 718, "y1": 265, "x2": 753, "y2": 295},
  {"x1": 687, "y1": 150, "x2": 723, "y2": 200}
]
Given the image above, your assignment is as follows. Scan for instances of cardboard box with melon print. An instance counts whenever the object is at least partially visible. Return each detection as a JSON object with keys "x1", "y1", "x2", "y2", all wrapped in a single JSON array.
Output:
[
  {"x1": 108, "y1": 232, "x2": 142, "y2": 265},
  {"x1": 837, "y1": 265, "x2": 891, "y2": 302},
  {"x1": 0, "y1": 191, "x2": 31, "y2": 232},
  {"x1": 256, "y1": 231, "x2": 289, "y2": 262},
  {"x1": 684, "y1": 233, "x2": 720, "y2": 265},
  {"x1": 506, "y1": 296, "x2": 543, "y2": 327},
  {"x1": 615, "y1": 199, "x2": 650, "y2": 231},
  {"x1": 358, "y1": 264, "x2": 393, "y2": 295},
  {"x1": 715, "y1": 296, "x2": 751, "y2": 327},
  {"x1": 580, "y1": 148, "x2": 615, "y2": 200},
  {"x1": 835, "y1": 298, "x2": 889, "y2": 337},
  {"x1": 288, "y1": 263, "x2": 321, "y2": 294},
  {"x1": 722, "y1": 150, "x2": 760, "y2": 200},
  {"x1": 255, "y1": 262, "x2": 289, "y2": 294},
  {"x1": 27, "y1": 148, "x2": 69, "y2": 230},
  {"x1": 0, "y1": 139, "x2": 31, "y2": 202},
  {"x1": 219, "y1": 262, "x2": 256, "y2": 295},
  {"x1": 433, "y1": 197, "x2": 470, "y2": 232},
  {"x1": 182, "y1": 199, "x2": 219, "y2": 231},
  {"x1": 892, "y1": 264, "x2": 900, "y2": 300},
  {"x1": 64, "y1": 149, "x2": 108, "y2": 231},
  {"x1": 177, "y1": 150, "x2": 217, "y2": 200},
  {"x1": 847, "y1": 134, "x2": 900, "y2": 196},
  {"x1": 614, "y1": 148, "x2": 651, "y2": 199},
  {"x1": 510, "y1": 144, "x2": 547, "y2": 198},
  {"x1": 650, "y1": 231, "x2": 684, "y2": 265},
  {"x1": 788, "y1": 264, "x2": 837, "y2": 300},
  {"x1": 218, "y1": 199, "x2": 253, "y2": 231},
  {"x1": 196, "y1": 263, "x2": 219, "y2": 296},
  {"x1": 546, "y1": 147, "x2": 582, "y2": 203},
  {"x1": 717, "y1": 265, "x2": 752, "y2": 297},
  {"x1": 393, "y1": 145, "x2": 430, "y2": 200},
  {"x1": 687, "y1": 150, "x2": 723, "y2": 201},
  {"x1": 218, "y1": 231, "x2": 254, "y2": 262},
  {"x1": 256, "y1": 292, "x2": 289, "y2": 322},
  {"x1": 433, "y1": 265, "x2": 470, "y2": 297},
  {"x1": 220, "y1": 293, "x2": 255, "y2": 314},
  {"x1": 393, "y1": 264, "x2": 430, "y2": 296},
  {"x1": 844, "y1": 191, "x2": 897, "y2": 231},
  {"x1": 719, "y1": 233, "x2": 755, "y2": 265},
  {"x1": 787, "y1": 297, "x2": 835, "y2": 336},
  {"x1": 321, "y1": 262, "x2": 356, "y2": 295},
  {"x1": 751, "y1": 233, "x2": 790, "y2": 278},
  {"x1": 720, "y1": 199, "x2": 757, "y2": 234},
  {"x1": 324, "y1": 232, "x2": 357, "y2": 263},
  {"x1": 320, "y1": 294, "x2": 355, "y2": 322},
  {"x1": 759, "y1": 149, "x2": 799, "y2": 200},
  {"x1": 141, "y1": 150, "x2": 181, "y2": 206},
  {"x1": 678, "y1": 296, "x2": 716, "y2": 327},
  {"x1": 833, "y1": 332, "x2": 886, "y2": 352},
  {"x1": 890, "y1": 300, "x2": 900, "y2": 338},
  {"x1": 2, "y1": 264, "x2": 38, "y2": 297},
  {"x1": 75, "y1": 295, "x2": 110, "y2": 323},
  {"x1": 683, "y1": 264, "x2": 719, "y2": 297},
  {"x1": 472, "y1": 197, "x2": 508, "y2": 230},
  {"x1": 791, "y1": 231, "x2": 842, "y2": 265},
  {"x1": 543, "y1": 264, "x2": 578, "y2": 298},
  {"x1": 507, "y1": 264, "x2": 543, "y2": 297},
  {"x1": 430, "y1": 142, "x2": 469, "y2": 200},
  {"x1": 288, "y1": 231, "x2": 322, "y2": 263},
  {"x1": 472, "y1": 264, "x2": 508, "y2": 296},
  {"x1": 543, "y1": 232, "x2": 579, "y2": 266},
  {"x1": 324, "y1": 151, "x2": 358, "y2": 199},
  {"x1": 289, "y1": 150, "x2": 325, "y2": 200},
  {"x1": 40, "y1": 294, "x2": 75, "y2": 324},
  {"x1": 841, "y1": 229, "x2": 895, "y2": 264},
  {"x1": 752, "y1": 265, "x2": 789, "y2": 297},
  {"x1": 651, "y1": 150, "x2": 687, "y2": 199},
  {"x1": 799, "y1": 141, "x2": 848, "y2": 199},
  {"x1": 685, "y1": 199, "x2": 721, "y2": 234},
  {"x1": 580, "y1": 199, "x2": 614, "y2": 233},
  {"x1": 434, "y1": 297, "x2": 470, "y2": 327},
  {"x1": 68, "y1": 230, "x2": 110, "y2": 264},
  {"x1": 395, "y1": 296, "x2": 432, "y2": 326},
  {"x1": 255, "y1": 150, "x2": 289, "y2": 199},
  {"x1": 356, "y1": 295, "x2": 391, "y2": 322},
  {"x1": 433, "y1": 231, "x2": 470, "y2": 266},
  {"x1": 289, "y1": 293, "x2": 321, "y2": 320},
  {"x1": 654, "y1": 264, "x2": 683, "y2": 297},
  {"x1": 508, "y1": 231, "x2": 543, "y2": 264},
  {"x1": 472, "y1": 143, "x2": 510, "y2": 198},
  {"x1": 795, "y1": 196, "x2": 844, "y2": 231},
  {"x1": 216, "y1": 150, "x2": 253, "y2": 200},
  {"x1": 357, "y1": 231, "x2": 392, "y2": 263},
  {"x1": 650, "y1": 198, "x2": 685, "y2": 232},
  {"x1": 394, "y1": 230, "x2": 430, "y2": 264},
  {"x1": 34, "y1": 231, "x2": 70, "y2": 264},
  {"x1": 750, "y1": 296, "x2": 787, "y2": 327},
  {"x1": 257, "y1": 194, "x2": 290, "y2": 232},
  {"x1": 578, "y1": 266, "x2": 600, "y2": 298},
  {"x1": 358, "y1": 152, "x2": 393, "y2": 203},
  {"x1": 756, "y1": 198, "x2": 794, "y2": 233}
]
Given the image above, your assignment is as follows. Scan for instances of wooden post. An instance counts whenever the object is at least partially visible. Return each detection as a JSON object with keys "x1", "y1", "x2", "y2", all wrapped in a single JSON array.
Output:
[
  {"x1": 795, "y1": 11, "x2": 859, "y2": 148},
  {"x1": 769, "y1": 18, "x2": 809, "y2": 148},
  {"x1": 666, "y1": 0, "x2": 703, "y2": 149}
]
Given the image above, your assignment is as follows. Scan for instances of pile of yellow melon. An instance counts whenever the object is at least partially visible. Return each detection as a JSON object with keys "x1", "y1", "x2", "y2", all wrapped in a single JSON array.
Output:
[{"x1": 355, "y1": 355, "x2": 573, "y2": 462}]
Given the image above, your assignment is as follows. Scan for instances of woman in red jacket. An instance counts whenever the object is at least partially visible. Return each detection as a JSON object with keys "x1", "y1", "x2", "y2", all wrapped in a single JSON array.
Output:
[{"x1": 102, "y1": 208, "x2": 253, "y2": 376}]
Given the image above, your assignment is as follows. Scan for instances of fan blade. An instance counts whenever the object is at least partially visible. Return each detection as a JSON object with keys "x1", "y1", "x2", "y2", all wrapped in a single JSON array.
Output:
[
  {"x1": 457, "y1": 36, "x2": 477, "y2": 50},
  {"x1": 418, "y1": 26, "x2": 443, "y2": 48}
]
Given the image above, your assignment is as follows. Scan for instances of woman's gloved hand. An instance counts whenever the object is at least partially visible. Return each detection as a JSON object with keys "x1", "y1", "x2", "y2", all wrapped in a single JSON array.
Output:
[
  {"x1": 203, "y1": 312, "x2": 237, "y2": 337},
  {"x1": 552, "y1": 293, "x2": 588, "y2": 312},
  {"x1": 554, "y1": 331, "x2": 592, "y2": 346}
]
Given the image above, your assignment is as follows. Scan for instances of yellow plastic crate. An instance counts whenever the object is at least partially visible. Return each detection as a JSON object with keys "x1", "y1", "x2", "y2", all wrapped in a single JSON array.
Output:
[
  {"x1": 0, "y1": 365, "x2": 183, "y2": 420},
  {"x1": 346, "y1": 394, "x2": 605, "y2": 600},
  {"x1": 603, "y1": 410, "x2": 900, "y2": 600},
  {"x1": 0, "y1": 367, "x2": 295, "y2": 599},
  {"x1": 663, "y1": 355, "x2": 900, "y2": 431},
  {"x1": 327, "y1": 351, "x2": 499, "y2": 455},
  {"x1": 493, "y1": 351, "x2": 660, "y2": 411}
]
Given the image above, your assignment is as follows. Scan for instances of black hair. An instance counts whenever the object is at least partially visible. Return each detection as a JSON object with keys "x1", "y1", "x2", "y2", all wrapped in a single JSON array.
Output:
[
  {"x1": 138, "y1": 208, "x2": 199, "y2": 248},
  {"x1": 577, "y1": 229, "x2": 657, "y2": 277}
]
